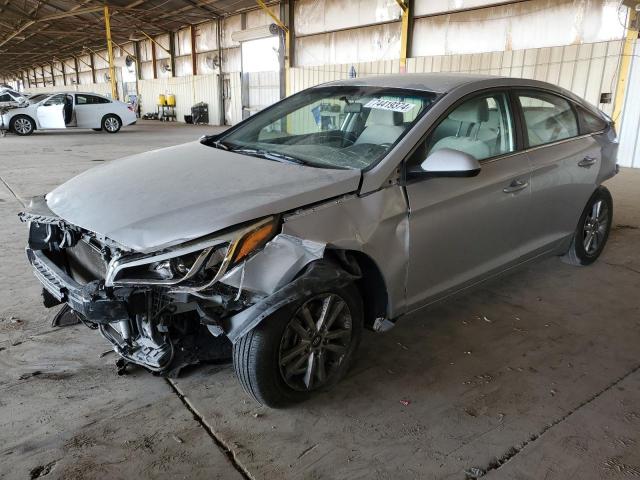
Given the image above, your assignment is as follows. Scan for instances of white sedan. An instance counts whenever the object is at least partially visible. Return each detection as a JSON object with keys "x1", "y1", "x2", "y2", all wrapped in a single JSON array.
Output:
[{"x1": 1, "y1": 92, "x2": 137, "y2": 135}]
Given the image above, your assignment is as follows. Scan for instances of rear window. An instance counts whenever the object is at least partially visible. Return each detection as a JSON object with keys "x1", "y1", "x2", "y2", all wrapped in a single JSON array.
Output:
[
  {"x1": 76, "y1": 94, "x2": 111, "y2": 105},
  {"x1": 517, "y1": 91, "x2": 579, "y2": 147},
  {"x1": 579, "y1": 107, "x2": 608, "y2": 134}
]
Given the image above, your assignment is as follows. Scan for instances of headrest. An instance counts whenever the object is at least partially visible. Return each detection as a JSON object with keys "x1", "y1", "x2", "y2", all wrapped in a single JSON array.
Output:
[
  {"x1": 449, "y1": 98, "x2": 489, "y2": 124},
  {"x1": 367, "y1": 108, "x2": 403, "y2": 126}
]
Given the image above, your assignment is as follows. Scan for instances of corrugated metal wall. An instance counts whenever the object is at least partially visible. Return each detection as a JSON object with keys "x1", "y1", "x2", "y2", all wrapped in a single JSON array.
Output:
[
  {"x1": 290, "y1": 40, "x2": 624, "y2": 117},
  {"x1": 25, "y1": 83, "x2": 113, "y2": 96}
]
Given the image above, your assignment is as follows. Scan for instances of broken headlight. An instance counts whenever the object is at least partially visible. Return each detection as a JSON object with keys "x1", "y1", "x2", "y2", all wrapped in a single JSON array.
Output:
[{"x1": 106, "y1": 217, "x2": 278, "y2": 291}]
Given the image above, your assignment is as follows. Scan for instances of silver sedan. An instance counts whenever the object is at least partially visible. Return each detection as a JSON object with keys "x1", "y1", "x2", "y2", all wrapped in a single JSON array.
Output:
[{"x1": 21, "y1": 74, "x2": 618, "y2": 407}]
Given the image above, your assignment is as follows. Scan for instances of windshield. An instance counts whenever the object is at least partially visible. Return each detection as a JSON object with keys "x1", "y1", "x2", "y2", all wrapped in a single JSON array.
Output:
[
  {"x1": 28, "y1": 94, "x2": 49, "y2": 103},
  {"x1": 209, "y1": 86, "x2": 438, "y2": 170}
]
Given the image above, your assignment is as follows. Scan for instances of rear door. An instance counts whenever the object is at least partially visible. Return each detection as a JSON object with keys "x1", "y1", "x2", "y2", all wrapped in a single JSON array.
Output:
[
  {"x1": 75, "y1": 94, "x2": 101, "y2": 128},
  {"x1": 404, "y1": 90, "x2": 531, "y2": 309},
  {"x1": 36, "y1": 94, "x2": 66, "y2": 129},
  {"x1": 515, "y1": 90, "x2": 600, "y2": 254}
]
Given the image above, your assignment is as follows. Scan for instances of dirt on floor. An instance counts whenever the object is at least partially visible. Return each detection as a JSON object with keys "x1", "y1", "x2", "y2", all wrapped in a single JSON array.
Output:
[{"x1": 1, "y1": 122, "x2": 639, "y2": 480}]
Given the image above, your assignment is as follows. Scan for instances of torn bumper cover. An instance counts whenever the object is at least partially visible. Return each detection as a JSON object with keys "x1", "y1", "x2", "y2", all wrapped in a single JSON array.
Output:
[
  {"x1": 26, "y1": 248, "x2": 128, "y2": 322},
  {"x1": 222, "y1": 261, "x2": 360, "y2": 343}
]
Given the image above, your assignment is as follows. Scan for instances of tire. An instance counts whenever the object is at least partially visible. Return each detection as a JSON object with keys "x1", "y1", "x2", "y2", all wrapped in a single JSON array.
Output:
[
  {"x1": 102, "y1": 114, "x2": 121, "y2": 133},
  {"x1": 10, "y1": 115, "x2": 35, "y2": 136},
  {"x1": 92, "y1": 128, "x2": 102, "y2": 132},
  {"x1": 233, "y1": 280, "x2": 363, "y2": 408},
  {"x1": 563, "y1": 186, "x2": 613, "y2": 266}
]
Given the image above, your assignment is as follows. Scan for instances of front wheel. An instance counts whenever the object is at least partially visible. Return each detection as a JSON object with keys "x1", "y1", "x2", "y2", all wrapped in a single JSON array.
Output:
[
  {"x1": 563, "y1": 186, "x2": 613, "y2": 266},
  {"x1": 102, "y1": 114, "x2": 121, "y2": 133},
  {"x1": 233, "y1": 283, "x2": 363, "y2": 407},
  {"x1": 11, "y1": 115, "x2": 35, "y2": 136}
]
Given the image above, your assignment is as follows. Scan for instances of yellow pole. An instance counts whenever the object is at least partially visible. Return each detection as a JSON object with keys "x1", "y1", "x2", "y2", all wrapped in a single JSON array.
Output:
[
  {"x1": 104, "y1": 5, "x2": 118, "y2": 100},
  {"x1": 396, "y1": 0, "x2": 409, "y2": 73},
  {"x1": 612, "y1": 9, "x2": 638, "y2": 124},
  {"x1": 256, "y1": 0, "x2": 290, "y2": 95}
]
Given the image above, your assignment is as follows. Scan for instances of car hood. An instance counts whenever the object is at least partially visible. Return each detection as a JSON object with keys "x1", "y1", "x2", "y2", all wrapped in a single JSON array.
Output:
[{"x1": 46, "y1": 141, "x2": 361, "y2": 253}]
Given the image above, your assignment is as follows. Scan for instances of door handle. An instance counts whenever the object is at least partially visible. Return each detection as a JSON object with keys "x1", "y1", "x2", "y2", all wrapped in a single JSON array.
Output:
[
  {"x1": 503, "y1": 179, "x2": 529, "y2": 194},
  {"x1": 578, "y1": 156, "x2": 598, "y2": 168}
]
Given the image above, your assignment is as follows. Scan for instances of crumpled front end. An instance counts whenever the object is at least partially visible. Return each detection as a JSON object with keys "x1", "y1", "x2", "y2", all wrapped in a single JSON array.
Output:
[{"x1": 20, "y1": 196, "x2": 334, "y2": 375}]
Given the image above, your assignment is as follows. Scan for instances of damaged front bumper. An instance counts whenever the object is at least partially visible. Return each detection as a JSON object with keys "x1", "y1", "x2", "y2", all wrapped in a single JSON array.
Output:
[
  {"x1": 27, "y1": 248, "x2": 129, "y2": 323},
  {"x1": 20, "y1": 196, "x2": 345, "y2": 375}
]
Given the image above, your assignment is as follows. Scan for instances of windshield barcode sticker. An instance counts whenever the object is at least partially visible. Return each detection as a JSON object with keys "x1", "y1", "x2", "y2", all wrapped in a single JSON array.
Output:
[{"x1": 364, "y1": 99, "x2": 415, "y2": 113}]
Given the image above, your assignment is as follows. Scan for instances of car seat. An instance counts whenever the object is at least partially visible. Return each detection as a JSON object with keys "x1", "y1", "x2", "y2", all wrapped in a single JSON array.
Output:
[
  {"x1": 355, "y1": 109, "x2": 405, "y2": 146},
  {"x1": 431, "y1": 98, "x2": 491, "y2": 160}
]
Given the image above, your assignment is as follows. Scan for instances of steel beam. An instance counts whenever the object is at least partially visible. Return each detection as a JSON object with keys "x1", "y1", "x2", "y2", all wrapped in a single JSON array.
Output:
[
  {"x1": 613, "y1": 9, "x2": 639, "y2": 124},
  {"x1": 104, "y1": 5, "x2": 118, "y2": 100}
]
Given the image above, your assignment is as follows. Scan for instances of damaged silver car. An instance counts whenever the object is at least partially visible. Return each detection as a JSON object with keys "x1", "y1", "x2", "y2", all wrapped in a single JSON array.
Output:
[{"x1": 21, "y1": 74, "x2": 618, "y2": 407}]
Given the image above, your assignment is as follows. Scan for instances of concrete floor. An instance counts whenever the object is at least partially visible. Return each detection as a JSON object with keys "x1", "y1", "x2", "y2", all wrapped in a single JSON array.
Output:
[{"x1": 1, "y1": 121, "x2": 639, "y2": 480}]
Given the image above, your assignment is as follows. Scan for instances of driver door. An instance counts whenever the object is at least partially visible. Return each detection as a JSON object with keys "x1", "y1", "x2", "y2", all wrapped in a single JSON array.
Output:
[
  {"x1": 404, "y1": 91, "x2": 531, "y2": 309},
  {"x1": 36, "y1": 94, "x2": 66, "y2": 129}
]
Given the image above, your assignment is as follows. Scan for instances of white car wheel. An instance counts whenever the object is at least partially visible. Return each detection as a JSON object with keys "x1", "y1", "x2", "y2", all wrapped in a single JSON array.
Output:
[
  {"x1": 102, "y1": 115, "x2": 121, "y2": 133},
  {"x1": 11, "y1": 116, "x2": 35, "y2": 136}
]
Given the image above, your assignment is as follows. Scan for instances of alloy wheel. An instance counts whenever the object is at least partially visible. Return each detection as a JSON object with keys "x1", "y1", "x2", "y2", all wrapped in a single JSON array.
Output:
[
  {"x1": 14, "y1": 118, "x2": 32, "y2": 134},
  {"x1": 583, "y1": 199, "x2": 609, "y2": 256},
  {"x1": 104, "y1": 117, "x2": 119, "y2": 132},
  {"x1": 278, "y1": 293, "x2": 353, "y2": 391}
]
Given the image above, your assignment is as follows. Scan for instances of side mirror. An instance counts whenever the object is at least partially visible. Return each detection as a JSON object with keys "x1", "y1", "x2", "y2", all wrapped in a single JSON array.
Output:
[{"x1": 417, "y1": 148, "x2": 481, "y2": 178}]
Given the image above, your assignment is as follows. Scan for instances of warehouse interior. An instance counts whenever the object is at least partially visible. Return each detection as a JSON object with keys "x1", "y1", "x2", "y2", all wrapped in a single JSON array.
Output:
[{"x1": 1, "y1": 1, "x2": 640, "y2": 479}]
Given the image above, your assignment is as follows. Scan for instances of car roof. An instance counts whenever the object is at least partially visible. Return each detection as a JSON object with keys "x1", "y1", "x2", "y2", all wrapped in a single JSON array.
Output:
[
  {"x1": 316, "y1": 73, "x2": 594, "y2": 110},
  {"x1": 320, "y1": 73, "x2": 505, "y2": 93}
]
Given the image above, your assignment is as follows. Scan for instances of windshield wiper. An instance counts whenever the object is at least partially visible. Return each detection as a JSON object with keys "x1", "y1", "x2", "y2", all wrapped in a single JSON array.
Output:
[
  {"x1": 200, "y1": 135, "x2": 233, "y2": 151},
  {"x1": 231, "y1": 148, "x2": 307, "y2": 166}
]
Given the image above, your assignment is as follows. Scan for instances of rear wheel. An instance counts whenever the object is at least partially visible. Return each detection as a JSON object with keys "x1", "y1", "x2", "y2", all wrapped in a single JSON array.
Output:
[
  {"x1": 102, "y1": 114, "x2": 121, "y2": 133},
  {"x1": 233, "y1": 282, "x2": 363, "y2": 407},
  {"x1": 563, "y1": 186, "x2": 613, "y2": 266},
  {"x1": 11, "y1": 115, "x2": 35, "y2": 136}
]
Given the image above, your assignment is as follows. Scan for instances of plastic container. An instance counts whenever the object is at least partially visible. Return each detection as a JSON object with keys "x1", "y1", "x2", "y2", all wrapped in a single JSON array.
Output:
[
  {"x1": 158, "y1": 94, "x2": 166, "y2": 106},
  {"x1": 166, "y1": 94, "x2": 176, "y2": 106}
]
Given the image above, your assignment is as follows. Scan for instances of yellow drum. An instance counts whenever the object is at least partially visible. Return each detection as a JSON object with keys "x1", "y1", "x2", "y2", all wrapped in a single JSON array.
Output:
[
  {"x1": 166, "y1": 94, "x2": 176, "y2": 106},
  {"x1": 158, "y1": 94, "x2": 167, "y2": 106}
]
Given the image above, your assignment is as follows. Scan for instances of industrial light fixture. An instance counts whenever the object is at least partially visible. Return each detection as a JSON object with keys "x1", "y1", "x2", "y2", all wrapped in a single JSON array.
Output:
[{"x1": 231, "y1": 23, "x2": 280, "y2": 42}]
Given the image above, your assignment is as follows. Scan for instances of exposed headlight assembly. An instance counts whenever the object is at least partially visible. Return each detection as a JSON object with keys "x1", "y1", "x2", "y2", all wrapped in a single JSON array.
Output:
[{"x1": 105, "y1": 217, "x2": 278, "y2": 291}]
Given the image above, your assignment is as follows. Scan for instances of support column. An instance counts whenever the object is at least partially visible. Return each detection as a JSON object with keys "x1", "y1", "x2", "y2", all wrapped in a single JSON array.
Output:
[
  {"x1": 104, "y1": 5, "x2": 118, "y2": 99},
  {"x1": 256, "y1": 0, "x2": 290, "y2": 96},
  {"x1": 74, "y1": 57, "x2": 80, "y2": 85},
  {"x1": 134, "y1": 41, "x2": 142, "y2": 81},
  {"x1": 613, "y1": 9, "x2": 639, "y2": 124},
  {"x1": 169, "y1": 32, "x2": 176, "y2": 77},
  {"x1": 190, "y1": 25, "x2": 198, "y2": 76},
  {"x1": 217, "y1": 17, "x2": 225, "y2": 125},
  {"x1": 89, "y1": 52, "x2": 96, "y2": 83},
  {"x1": 151, "y1": 40, "x2": 157, "y2": 79},
  {"x1": 60, "y1": 61, "x2": 67, "y2": 86},
  {"x1": 50, "y1": 63, "x2": 56, "y2": 86},
  {"x1": 395, "y1": 0, "x2": 412, "y2": 73}
]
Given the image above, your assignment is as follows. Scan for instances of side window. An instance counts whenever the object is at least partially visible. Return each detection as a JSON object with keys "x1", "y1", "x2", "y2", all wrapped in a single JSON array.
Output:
[
  {"x1": 579, "y1": 107, "x2": 608, "y2": 134},
  {"x1": 425, "y1": 92, "x2": 515, "y2": 162},
  {"x1": 43, "y1": 94, "x2": 65, "y2": 106},
  {"x1": 76, "y1": 94, "x2": 89, "y2": 105},
  {"x1": 517, "y1": 91, "x2": 579, "y2": 147},
  {"x1": 93, "y1": 96, "x2": 111, "y2": 104},
  {"x1": 0, "y1": 94, "x2": 12, "y2": 102}
]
